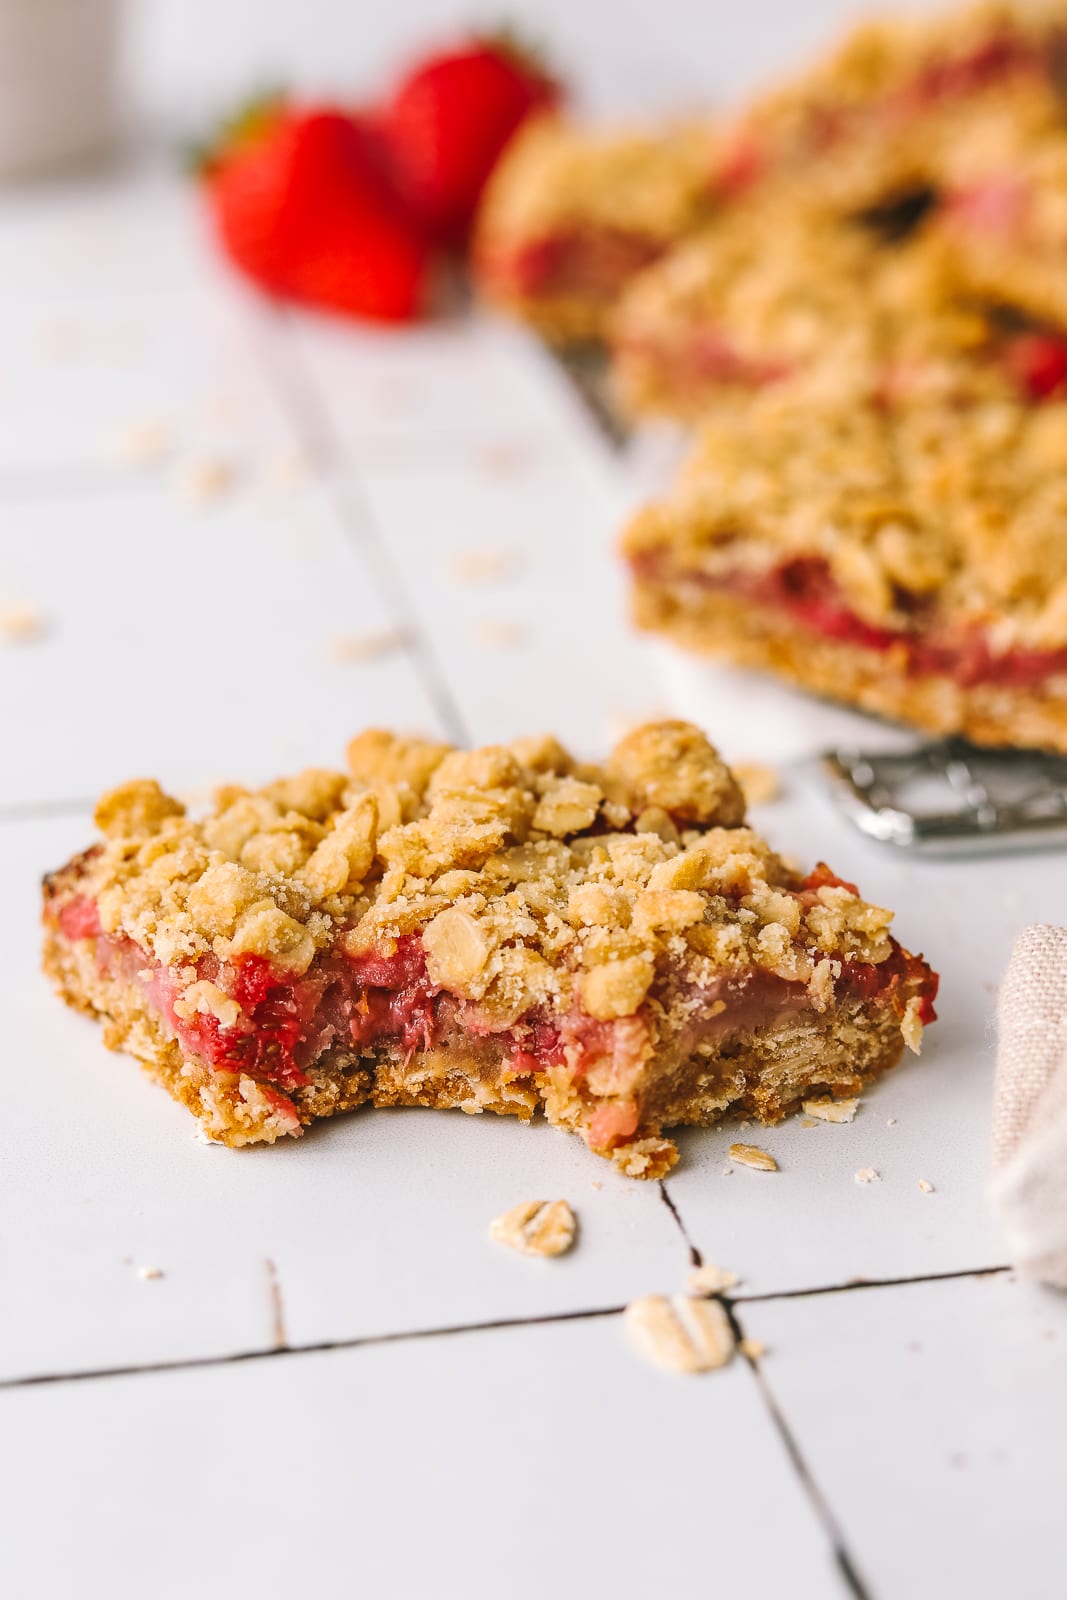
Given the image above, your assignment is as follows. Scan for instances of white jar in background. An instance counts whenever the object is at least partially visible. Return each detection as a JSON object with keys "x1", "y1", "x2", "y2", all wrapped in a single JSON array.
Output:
[{"x1": 0, "y1": 0, "x2": 122, "y2": 180}]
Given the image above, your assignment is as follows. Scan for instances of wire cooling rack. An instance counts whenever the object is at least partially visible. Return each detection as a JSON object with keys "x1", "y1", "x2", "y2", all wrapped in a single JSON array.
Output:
[{"x1": 821, "y1": 740, "x2": 1067, "y2": 853}]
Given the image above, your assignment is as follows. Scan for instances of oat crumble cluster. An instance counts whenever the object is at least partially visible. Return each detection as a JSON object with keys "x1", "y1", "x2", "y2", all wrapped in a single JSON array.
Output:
[{"x1": 43, "y1": 723, "x2": 936, "y2": 1174}]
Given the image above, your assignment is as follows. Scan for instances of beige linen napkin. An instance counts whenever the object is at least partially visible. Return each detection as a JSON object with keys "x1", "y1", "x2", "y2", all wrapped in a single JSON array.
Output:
[{"x1": 990, "y1": 925, "x2": 1067, "y2": 1289}]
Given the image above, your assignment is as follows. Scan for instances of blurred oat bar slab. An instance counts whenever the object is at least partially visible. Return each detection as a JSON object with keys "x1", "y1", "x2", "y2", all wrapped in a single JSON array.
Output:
[
  {"x1": 42, "y1": 723, "x2": 935, "y2": 1176},
  {"x1": 624, "y1": 389, "x2": 1067, "y2": 752},
  {"x1": 473, "y1": 115, "x2": 718, "y2": 340},
  {"x1": 719, "y1": 0, "x2": 1067, "y2": 211}
]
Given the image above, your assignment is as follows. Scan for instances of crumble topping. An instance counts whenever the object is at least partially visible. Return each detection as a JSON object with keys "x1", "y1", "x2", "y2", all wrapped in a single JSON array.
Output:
[{"x1": 70, "y1": 722, "x2": 898, "y2": 1030}]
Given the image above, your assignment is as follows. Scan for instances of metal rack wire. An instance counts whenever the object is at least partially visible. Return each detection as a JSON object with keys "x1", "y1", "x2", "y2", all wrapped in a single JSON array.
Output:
[{"x1": 822, "y1": 740, "x2": 1067, "y2": 853}]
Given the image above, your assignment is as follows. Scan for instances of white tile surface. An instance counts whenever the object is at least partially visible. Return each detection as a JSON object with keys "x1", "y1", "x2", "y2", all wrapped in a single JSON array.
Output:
[
  {"x1": 289, "y1": 312, "x2": 573, "y2": 451},
  {"x1": 353, "y1": 441, "x2": 662, "y2": 754},
  {"x1": 739, "y1": 1272, "x2": 1067, "y2": 1599},
  {"x1": 0, "y1": 1313, "x2": 843, "y2": 1600},
  {"x1": 0, "y1": 480, "x2": 439, "y2": 806},
  {"x1": 7, "y1": 817, "x2": 684, "y2": 1382}
]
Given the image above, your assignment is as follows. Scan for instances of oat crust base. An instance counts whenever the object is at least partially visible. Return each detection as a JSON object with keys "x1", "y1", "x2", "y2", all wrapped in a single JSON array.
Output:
[{"x1": 634, "y1": 581, "x2": 1067, "y2": 753}]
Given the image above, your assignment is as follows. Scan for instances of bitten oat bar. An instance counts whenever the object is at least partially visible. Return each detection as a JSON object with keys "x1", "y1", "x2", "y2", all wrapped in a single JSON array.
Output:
[
  {"x1": 473, "y1": 115, "x2": 719, "y2": 340},
  {"x1": 624, "y1": 392, "x2": 1067, "y2": 752},
  {"x1": 42, "y1": 723, "x2": 936, "y2": 1176}
]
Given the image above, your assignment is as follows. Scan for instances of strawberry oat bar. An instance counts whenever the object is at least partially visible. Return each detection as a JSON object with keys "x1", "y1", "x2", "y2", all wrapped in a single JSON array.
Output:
[
  {"x1": 42, "y1": 723, "x2": 936, "y2": 1176},
  {"x1": 473, "y1": 115, "x2": 719, "y2": 340},
  {"x1": 625, "y1": 390, "x2": 1067, "y2": 752}
]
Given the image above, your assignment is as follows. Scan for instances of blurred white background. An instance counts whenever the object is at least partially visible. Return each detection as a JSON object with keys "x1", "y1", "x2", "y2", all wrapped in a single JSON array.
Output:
[{"x1": 128, "y1": 0, "x2": 946, "y2": 128}]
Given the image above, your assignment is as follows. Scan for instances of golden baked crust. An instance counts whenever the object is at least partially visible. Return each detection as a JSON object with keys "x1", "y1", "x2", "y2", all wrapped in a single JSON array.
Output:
[{"x1": 42, "y1": 723, "x2": 936, "y2": 1171}]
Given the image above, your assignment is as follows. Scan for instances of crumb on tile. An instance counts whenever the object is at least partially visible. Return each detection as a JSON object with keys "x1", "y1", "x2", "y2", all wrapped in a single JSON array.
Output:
[
  {"x1": 739, "y1": 1338, "x2": 767, "y2": 1360},
  {"x1": 728, "y1": 1142, "x2": 778, "y2": 1172},
  {"x1": 0, "y1": 601, "x2": 46, "y2": 644},
  {"x1": 114, "y1": 419, "x2": 171, "y2": 465},
  {"x1": 918, "y1": 1178, "x2": 935, "y2": 1193},
  {"x1": 470, "y1": 618, "x2": 524, "y2": 649},
  {"x1": 258, "y1": 446, "x2": 312, "y2": 498},
  {"x1": 448, "y1": 547, "x2": 522, "y2": 584},
  {"x1": 687, "y1": 1263, "x2": 739, "y2": 1296},
  {"x1": 803, "y1": 1097, "x2": 859, "y2": 1124},
  {"x1": 490, "y1": 1198, "x2": 577, "y2": 1257},
  {"x1": 625, "y1": 1293, "x2": 735, "y2": 1374},
  {"x1": 732, "y1": 761, "x2": 781, "y2": 806},
  {"x1": 477, "y1": 442, "x2": 527, "y2": 477},
  {"x1": 136, "y1": 1265, "x2": 164, "y2": 1280},
  {"x1": 328, "y1": 626, "x2": 409, "y2": 663},
  {"x1": 854, "y1": 1167, "x2": 880, "y2": 1184},
  {"x1": 178, "y1": 456, "x2": 238, "y2": 503}
]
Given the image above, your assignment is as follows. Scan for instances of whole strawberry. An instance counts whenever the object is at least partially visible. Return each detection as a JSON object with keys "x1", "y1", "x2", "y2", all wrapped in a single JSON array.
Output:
[
  {"x1": 384, "y1": 34, "x2": 561, "y2": 243},
  {"x1": 200, "y1": 99, "x2": 429, "y2": 321}
]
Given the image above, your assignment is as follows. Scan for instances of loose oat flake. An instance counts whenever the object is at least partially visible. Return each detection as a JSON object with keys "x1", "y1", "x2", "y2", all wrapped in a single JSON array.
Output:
[
  {"x1": 728, "y1": 1142, "x2": 778, "y2": 1172},
  {"x1": 803, "y1": 1097, "x2": 858, "y2": 1123},
  {"x1": 328, "y1": 627, "x2": 408, "y2": 663},
  {"x1": 179, "y1": 457, "x2": 237, "y2": 503},
  {"x1": 625, "y1": 1294, "x2": 735, "y2": 1374},
  {"x1": 854, "y1": 1167, "x2": 880, "y2": 1184},
  {"x1": 918, "y1": 1178, "x2": 935, "y2": 1193},
  {"x1": 490, "y1": 1198, "x2": 576, "y2": 1258},
  {"x1": 733, "y1": 761, "x2": 781, "y2": 807},
  {"x1": 449, "y1": 547, "x2": 521, "y2": 584},
  {"x1": 470, "y1": 618, "x2": 524, "y2": 649},
  {"x1": 0, "y1": 602, "x2": 46, "y2": 644},
  {"x1": 137, "y1": 1265, "x2": 163, "y2": 1280}
]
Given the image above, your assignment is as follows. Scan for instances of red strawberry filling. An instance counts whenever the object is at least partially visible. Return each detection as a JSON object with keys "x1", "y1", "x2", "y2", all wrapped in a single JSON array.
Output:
[
  {"x1": 49, "y1": 876, "x2": 936, "y2": 1146},
  {"x1": 636, "y1": 551, "x2": 1067, "y2": 691},
  {"x1": 480, "y1": 228, "x2": 666, "y2": 303},
  {"x1": 615, "y1": 324, "x2": 793, "y2": 396}
]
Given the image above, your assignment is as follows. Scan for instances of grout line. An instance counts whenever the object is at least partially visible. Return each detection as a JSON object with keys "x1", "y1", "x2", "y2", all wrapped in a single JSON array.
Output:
[
  {"x1": 255, "y1": 313, "x2": 470, "y2": 746},
  {"x1": 728, "y1": 1297, "x2": 872, "y2": 1600},
  {"x1": 658, "y1": 1180, "x2": 702, "y2": 1268},
  {"x1": 0, "y1": 1303, "x2": 625, "y2": 1395},
  {"x1": 735, "y1": 1262, "x2": 1010, "y2": 1306},
  {"x1": 0, "y1": 1263, "x2": 1013, "y2": 1398}
]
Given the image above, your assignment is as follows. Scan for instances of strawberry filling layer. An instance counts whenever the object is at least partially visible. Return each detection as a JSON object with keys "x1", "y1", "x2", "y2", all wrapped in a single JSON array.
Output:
[
  {"x1": 51, "y1": 877, "x2": 936, "y2": 1142},
  {"x1": 615, "y1": 325, "x2": 793, "y2": 395},
  {"x1": 480, "y1": 228, "x2": 666, "y2": 302},
  {"x1": 636, "y1": 551, "x2": 1067, "y2": 691}
]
